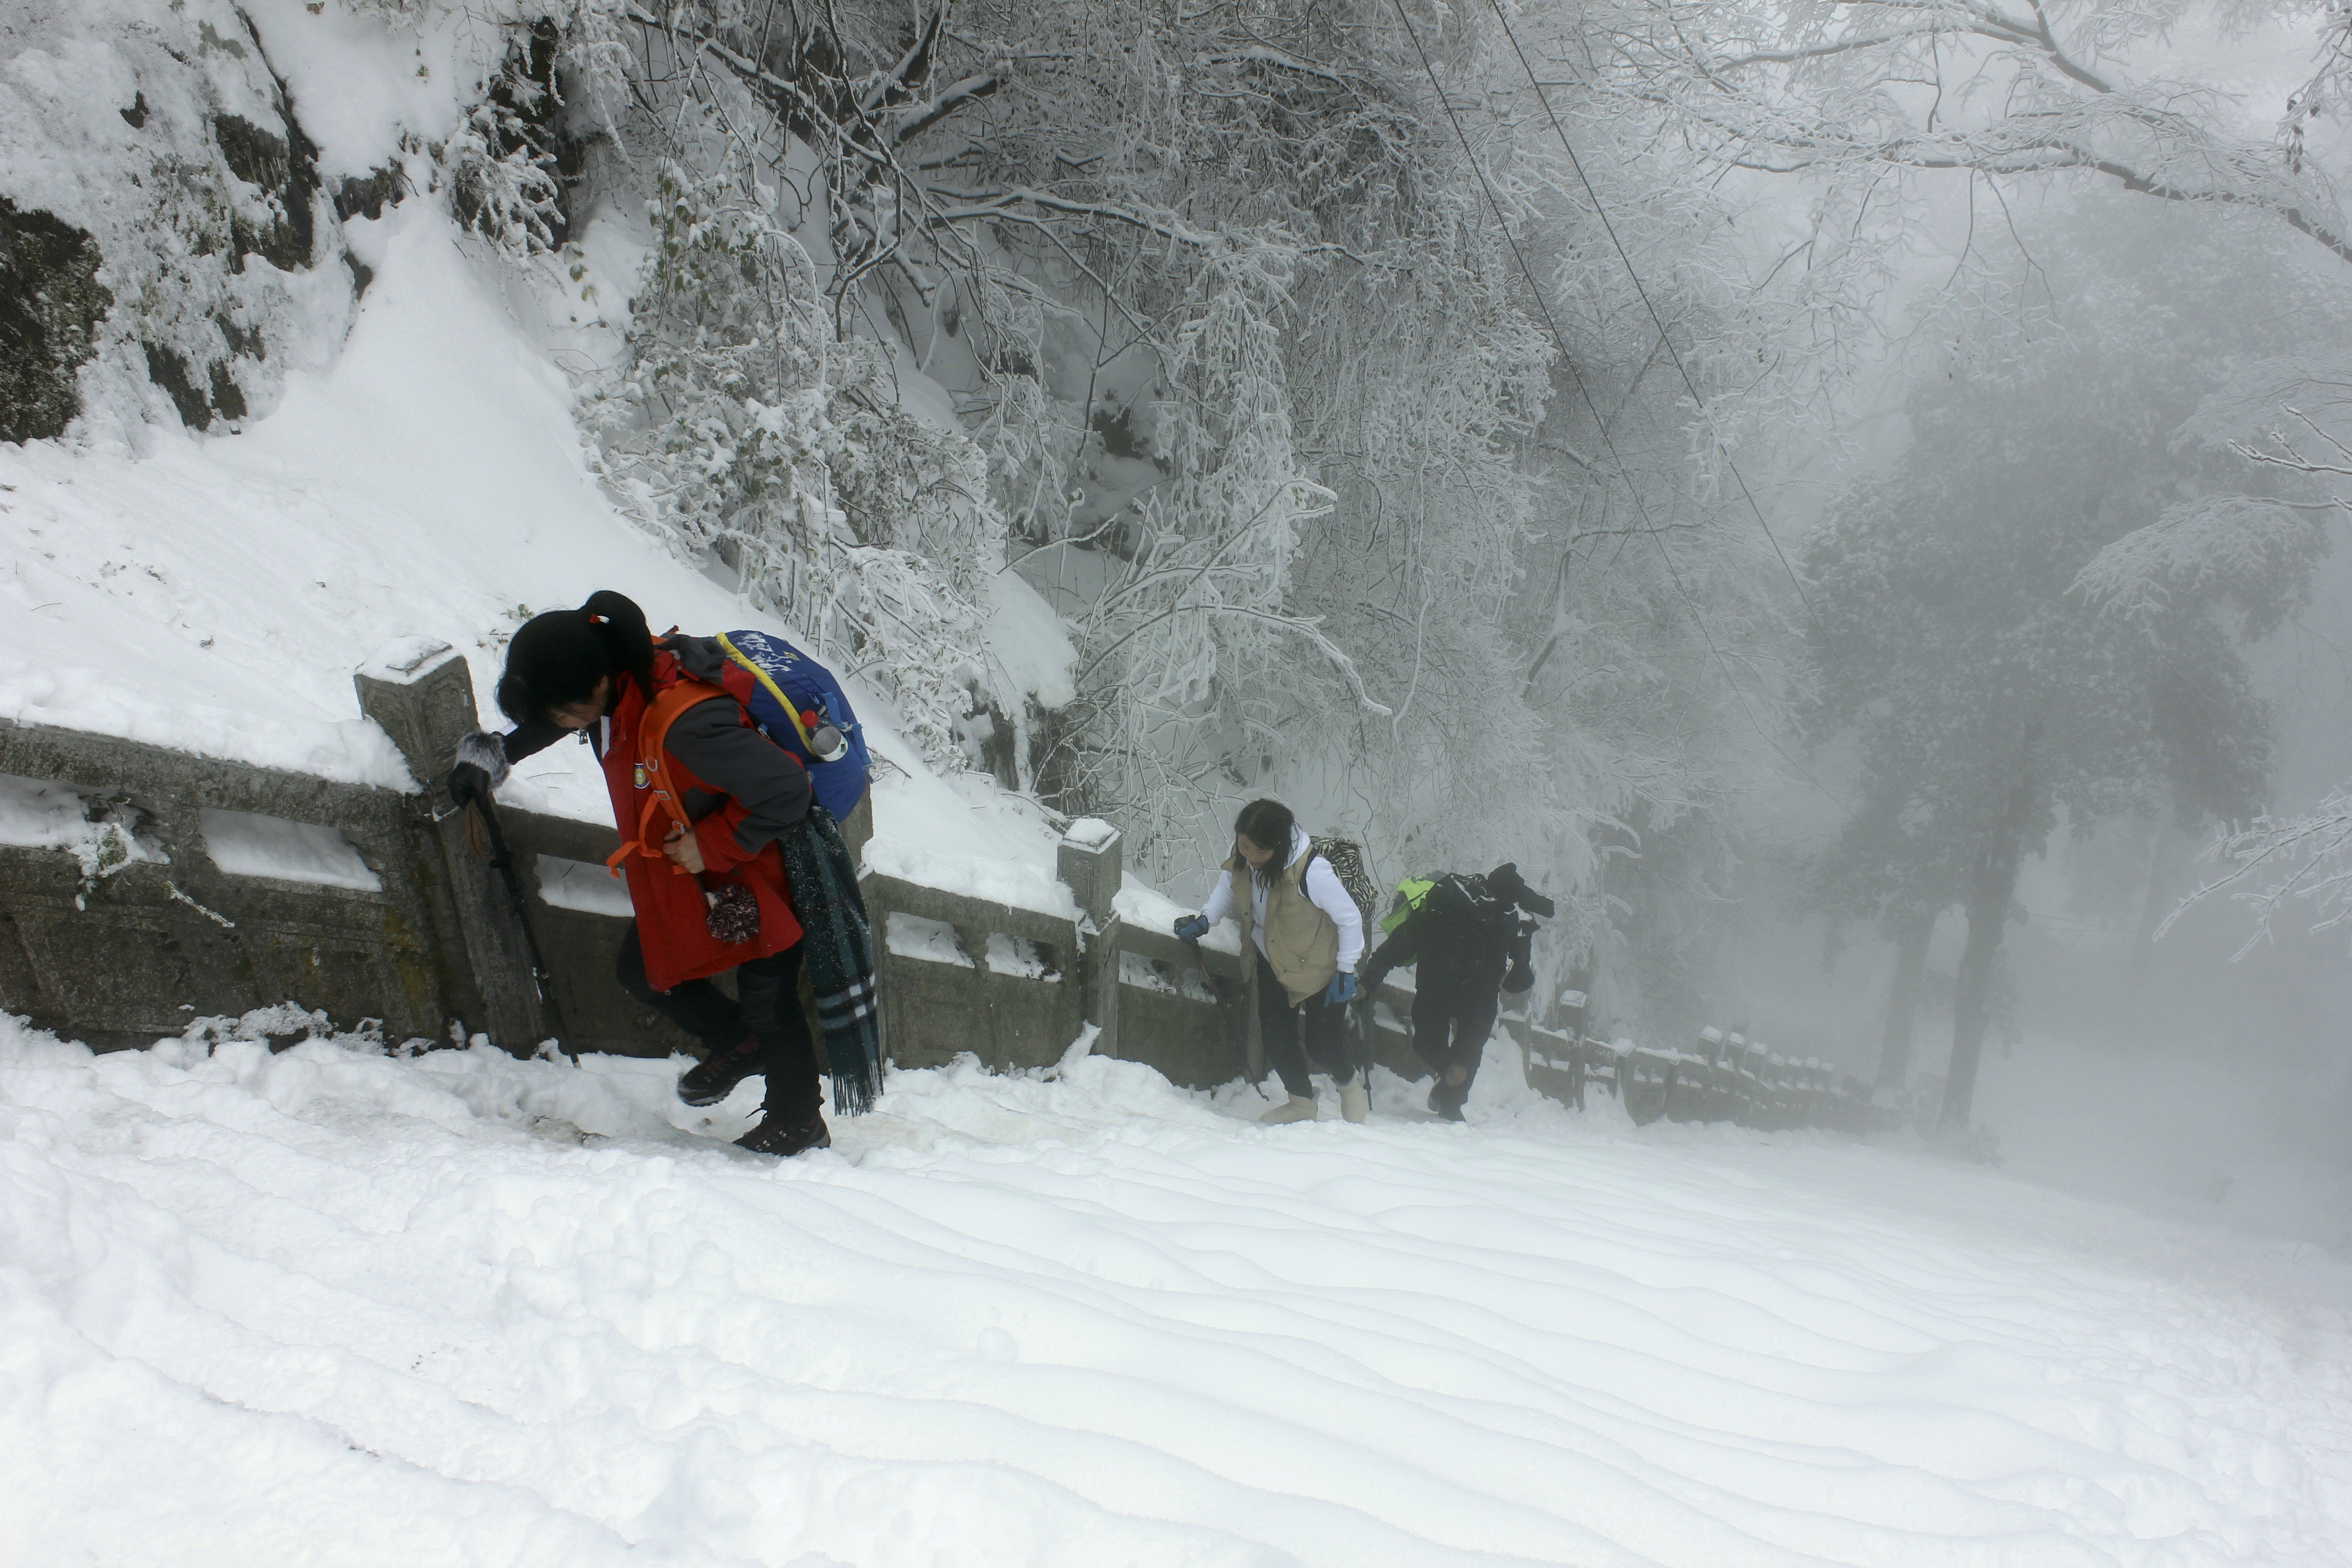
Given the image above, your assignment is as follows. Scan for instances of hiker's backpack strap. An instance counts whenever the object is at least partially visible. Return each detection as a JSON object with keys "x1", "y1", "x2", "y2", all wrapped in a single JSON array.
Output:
[
  {"x1": 605, "y1": 677, "x2": 731, "y2": 878},
  {"x1": 715, "y1": 631, "x2": 824, "y2": 753}
]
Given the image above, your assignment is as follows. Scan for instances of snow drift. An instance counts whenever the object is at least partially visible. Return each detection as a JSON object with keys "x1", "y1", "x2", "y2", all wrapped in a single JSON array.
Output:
[{"x1": 5, "y1": 1013, "x2": 2349, "y2": 1566}]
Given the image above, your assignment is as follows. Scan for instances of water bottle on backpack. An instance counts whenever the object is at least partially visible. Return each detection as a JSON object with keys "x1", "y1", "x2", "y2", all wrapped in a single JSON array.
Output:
[{"x1": 701, "y1": 629, "x2": 872, "y2": 822}]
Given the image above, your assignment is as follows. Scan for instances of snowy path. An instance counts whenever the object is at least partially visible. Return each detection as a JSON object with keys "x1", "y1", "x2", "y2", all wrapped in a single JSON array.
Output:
[{"x1": 4, "y1": 1021, "x2": 2348, "y2": 1567}]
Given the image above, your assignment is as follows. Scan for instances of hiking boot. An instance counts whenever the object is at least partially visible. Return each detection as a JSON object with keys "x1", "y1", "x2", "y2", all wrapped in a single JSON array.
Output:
[
  {"x1": 735, "y1": 1110, "x2": 832, "y2": 1157},
  {"x1": 1259, "y1": 1094, "x2": 1318, "y2": 1125},
  {"x1": 678, "y1": 1037, "x2": 763, "y2": 1107},
  {"x1": 1427, "y1": 1079, "x2": 1468, "y2": 1122},
  {"x1": 1338, "y1": 1077, "x2": 1370, "y2": 1124}
]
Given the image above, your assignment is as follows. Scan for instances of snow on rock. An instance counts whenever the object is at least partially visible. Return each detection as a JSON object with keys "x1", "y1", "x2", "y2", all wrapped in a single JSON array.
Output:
[
  {"x1": 200, "y1": 807, "x2": 382, "y2": 891},
  {"x1": 1117, "y1": 876, "x2": 1240, "y2": 955},
  {"x1": 534, "y1": 853, "x2": 632, "y2": 918},
  {"x1": 1118, "y1": 947, "x2": 1213, "y2": 1001},
  {"x1": 5, "y1": 1012, "x2": 2350, "y2": 1566},
  {"x1": 0, "y1": 0, "x2": 367, "y2": 441},
  {"x1": 0, "y1": 206, "x2": 759, "y2": 804},
  {"x1": 240, "y1": 0, "x2": 487, "y2": 182},
  {"x1": 0, "y1": 772, "x2": 149, "y2": 854},
  {"x1": 985, "y1": 931, "x2": 1054, "y2": 979},
  {"x1": 884, "y1": 911, "x2": 975, "y2": 968},
  {"x1": 353, "y1": 634, "x2": 458, "y2": 685},
  {"x1": 0, "y1": 771, "x2": 168, "y2": 898},
  {"x1": 984, "y1": 565, "x2": 1078, "y2": 710}
]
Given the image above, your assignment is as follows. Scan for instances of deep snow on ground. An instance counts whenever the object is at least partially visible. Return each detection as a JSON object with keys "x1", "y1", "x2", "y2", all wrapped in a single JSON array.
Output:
[
  {"x1": 5, "y1": 1014, "x2": 2349, "y2": 1568},
  {"x1": 1970, "y1": 1033, "x2": 2352, "y2": 1257}
]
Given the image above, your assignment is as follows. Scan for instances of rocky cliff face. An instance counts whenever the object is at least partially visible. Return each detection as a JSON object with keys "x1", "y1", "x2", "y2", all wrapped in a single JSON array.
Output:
[{"x1": 0, "y1": 0, "x2": 434, "y2": 444}]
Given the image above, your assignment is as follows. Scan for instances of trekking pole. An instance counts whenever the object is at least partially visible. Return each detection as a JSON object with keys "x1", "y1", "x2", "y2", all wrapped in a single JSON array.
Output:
[
  {"x1": 462, "y1": 792, "x2": 574, "y2": 1060},
  {"x1": 1184, "y1": 936, "x2": 1250, "y2": 1072}
]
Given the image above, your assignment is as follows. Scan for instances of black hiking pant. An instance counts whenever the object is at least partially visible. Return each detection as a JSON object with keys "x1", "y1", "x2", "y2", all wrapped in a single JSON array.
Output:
[
  {"x1": 1255, "y1": 970, "x2": 1357, "y2": 1098},
  {"x1": 617, "y1": 924, "x2": 821, "y2": 1119},
  {"x1": 1411, "y1": 978, "x2": 1500, "y2": 1088}
]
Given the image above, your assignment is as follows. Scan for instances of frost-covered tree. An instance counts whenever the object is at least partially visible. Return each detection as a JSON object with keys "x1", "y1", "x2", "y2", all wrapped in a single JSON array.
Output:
[
  {"x1": 1583, "y1": 0, "x2": 2352, "y2": 266},
  {"x1": 1563, "y1": 0, "x2": 2352, "y2": 610},
  {"x1": 1808, "y1": 201, "x2": 2337, "y2": 1127},
  {"x1": 352, "y1": 0, "x2": 1840, "y2": 1025},
  {"x1": 441, "y1": 16, "x2": 570, "y2": 258},
  {"x1": 587, "y1": 159, "x2": 997, "y2": 764}
]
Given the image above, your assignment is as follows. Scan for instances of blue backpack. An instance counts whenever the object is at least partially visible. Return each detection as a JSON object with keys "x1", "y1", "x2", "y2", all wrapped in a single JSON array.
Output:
[{"x1": 709, "y1": 629, "x2": 872, "y2": 822}]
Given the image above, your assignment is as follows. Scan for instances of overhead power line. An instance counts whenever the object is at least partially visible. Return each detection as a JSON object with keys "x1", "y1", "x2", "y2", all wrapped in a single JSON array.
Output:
[
  {"x1": 1482, "y1": 0, "x2": 1812, "y2": 614},
  {"x1": 1391, "y1": 0, "x2": 1814, "y2": 617},
  {"x1": 1383, "y1": 0, "x2": 1844, "y2": 802}
]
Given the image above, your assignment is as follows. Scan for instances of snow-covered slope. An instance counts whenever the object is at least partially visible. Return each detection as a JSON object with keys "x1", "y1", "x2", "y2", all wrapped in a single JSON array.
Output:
[
  {"x1": 0, "y1": 194, "x2": 1080, "y2": 898},
  {"x1": 5, "y1": 1013, "x2": 2348, "y2": 1567}
]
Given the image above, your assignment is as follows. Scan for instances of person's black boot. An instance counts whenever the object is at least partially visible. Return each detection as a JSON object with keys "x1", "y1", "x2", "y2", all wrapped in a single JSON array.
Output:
[
  {"x1": 735, "y1": 1110, "x2": 832, "y2": 1157},
  {"x1": 678, "y1": 1037, "x2": 764, "y2": 1107},
  {"x1": 1427, "y1": 1078, "x2": 1470, "y2": 1122}
]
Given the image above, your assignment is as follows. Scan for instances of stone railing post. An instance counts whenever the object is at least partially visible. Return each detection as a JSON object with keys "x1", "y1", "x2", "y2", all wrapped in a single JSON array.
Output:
[
  {"x1": 1058, "y1": 818, "x2": 1122, "y2": 1058},
  {"x1": 354, "y1": 637, "x2": 547, "y2": 1051}
]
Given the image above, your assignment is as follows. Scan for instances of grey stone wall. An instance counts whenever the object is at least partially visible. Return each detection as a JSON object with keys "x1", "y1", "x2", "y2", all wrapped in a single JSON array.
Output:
[
  {"x1": 0, "y1": 641, "x2": 1897, "y2": 1134},
  {"x1": 0, "y1": 718, "x2": 462, "y2": 1052},
  {"x1": 0, "y1": 641, "x2": 1262, "y2": 1088}
]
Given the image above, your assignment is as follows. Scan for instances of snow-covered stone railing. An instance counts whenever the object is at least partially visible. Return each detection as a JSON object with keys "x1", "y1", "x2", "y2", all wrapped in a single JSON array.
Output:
[
  {"x1": 1519, "y1": 1018, "x2": 1902, "y2": 1135},
  {"x1": 0, "y1": 627, "x2": 1247, "y2": 1080},
  {"x1": 2, "y1": 636, "x2": 1900, "y2": 1127},
  {"x1": 0, "y1": 640, "x2": 698, "y2": 1057},
  {"x1": 0, "y1": 632, "x2": 1254, "y2": 1081},
  {"x1": 861, "y1": 818, "x2": 1256, "y2": 1089},
  {"x1": 0, "y1": 714, "x2": 455, "y2": 1052}
]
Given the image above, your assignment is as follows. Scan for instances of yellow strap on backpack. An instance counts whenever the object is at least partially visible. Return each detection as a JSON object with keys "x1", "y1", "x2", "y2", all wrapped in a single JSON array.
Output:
[{"x1": 715, "y1": 632, "x2": 822, "y2": 753}]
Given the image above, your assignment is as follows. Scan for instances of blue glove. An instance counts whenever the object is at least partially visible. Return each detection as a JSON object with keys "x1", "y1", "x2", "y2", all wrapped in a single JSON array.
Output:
[
  {"x1": 1323, "y1": 972, "x2": 1357, "y2": 1007},
  {"x1": 1173, "y1": 914, "x2": 1210, "y2": 941}
]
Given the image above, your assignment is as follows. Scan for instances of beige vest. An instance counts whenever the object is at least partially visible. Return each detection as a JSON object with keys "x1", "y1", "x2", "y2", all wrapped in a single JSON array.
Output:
[{"x1": 1228, "y1": 848, "x2": 1340, "y2": 1007}]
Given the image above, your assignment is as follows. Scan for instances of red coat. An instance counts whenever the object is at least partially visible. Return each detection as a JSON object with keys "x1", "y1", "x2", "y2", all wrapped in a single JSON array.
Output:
[{"x1": 602, "y1": 653, "x2": 804, "y2": 991}]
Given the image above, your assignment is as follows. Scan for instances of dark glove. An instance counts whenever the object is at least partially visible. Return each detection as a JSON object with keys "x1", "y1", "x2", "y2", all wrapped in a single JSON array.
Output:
[
  {"x1": 446, "y1": 730, "x2": 509, "y2": 808},
  {"x1": 1174, "y1": 914, "x2": 1210, "y2": 941},
  {"x1": 1322, "y1": 972, "x2": 1357, "y2": 1007},
  {"x1": 1503, "y1": 961, "x2": 1534, "y2": 995},
  {"x1": 447, "y1": 761, "x2": 491, "y2": 808}
]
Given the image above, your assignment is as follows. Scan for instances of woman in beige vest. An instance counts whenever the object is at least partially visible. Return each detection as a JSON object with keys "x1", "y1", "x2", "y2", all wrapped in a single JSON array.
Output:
[{"x1": 1175, "y1": 799, "x2": 1367, "y2": 1122}]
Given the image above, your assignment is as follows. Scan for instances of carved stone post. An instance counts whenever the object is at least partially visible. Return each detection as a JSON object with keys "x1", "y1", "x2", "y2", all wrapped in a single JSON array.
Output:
[
  {"x1": 353, "y1": 638, "x2": 546, "y2": 1051},
  {"x1": 1058, "y1": 818, "x2": 1122, "y2": 1058}
]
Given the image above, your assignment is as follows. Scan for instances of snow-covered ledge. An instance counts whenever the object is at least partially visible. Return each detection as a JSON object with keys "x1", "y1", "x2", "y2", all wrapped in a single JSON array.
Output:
[
  {"x1": 1056, "y1": 817, "x2": 1122, "y2": 928},
  {"x1": 352, "y1": 637, "x2": 474, "y2": 798}
]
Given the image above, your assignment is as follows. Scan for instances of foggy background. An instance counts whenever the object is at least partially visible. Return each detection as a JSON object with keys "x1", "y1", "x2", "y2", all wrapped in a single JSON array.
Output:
[{"x1": 1698, "y1": 9, "x2": 2352, "y2": 1240}]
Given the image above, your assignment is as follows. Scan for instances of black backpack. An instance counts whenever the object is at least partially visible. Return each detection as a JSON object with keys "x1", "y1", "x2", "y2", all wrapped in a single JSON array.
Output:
[{"x1": 1416, "y1": 872, "x2": 1524, "y2": 971}]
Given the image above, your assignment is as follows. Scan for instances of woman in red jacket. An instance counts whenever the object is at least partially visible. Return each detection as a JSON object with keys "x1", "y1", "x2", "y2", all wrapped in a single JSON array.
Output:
[{"x1": 453, "y1": 591, "x2": 829, "y2": 1157}]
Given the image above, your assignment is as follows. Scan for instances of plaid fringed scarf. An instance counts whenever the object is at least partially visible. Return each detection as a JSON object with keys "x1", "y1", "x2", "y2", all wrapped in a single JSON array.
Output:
[{"x1": 779, "y1": 805, "x2": 883, "y2": 1115}]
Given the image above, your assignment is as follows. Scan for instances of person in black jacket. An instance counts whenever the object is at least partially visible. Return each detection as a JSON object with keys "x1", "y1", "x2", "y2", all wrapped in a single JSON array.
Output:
[{"x1": 1358, "y1": 863, "x2": 1552, "y2": 1121}]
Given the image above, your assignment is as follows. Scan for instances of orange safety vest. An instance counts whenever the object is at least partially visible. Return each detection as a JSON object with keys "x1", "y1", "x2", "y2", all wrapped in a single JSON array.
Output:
[
  {"x1": 598, "y1": 656, "x2": 804, "y2": 991},
  {"x1": 605, "y1": 675, "x2": 735, "y2": 878}
]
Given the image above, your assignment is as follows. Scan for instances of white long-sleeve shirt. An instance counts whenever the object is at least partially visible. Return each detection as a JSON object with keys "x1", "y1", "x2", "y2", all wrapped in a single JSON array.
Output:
[{"x1": 1196, "y1": 823, "x2": 1363, "y2": 973}]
